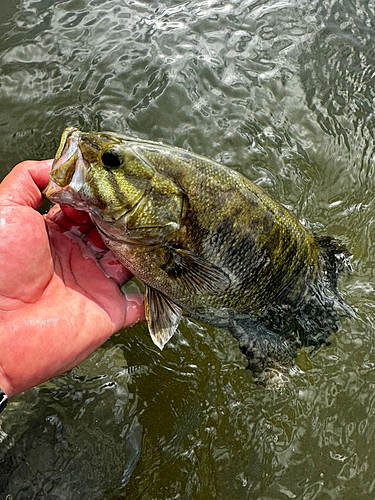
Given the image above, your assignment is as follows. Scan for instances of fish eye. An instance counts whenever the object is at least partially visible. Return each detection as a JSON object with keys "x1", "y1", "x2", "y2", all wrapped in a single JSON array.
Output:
[{"x1": 101, "y1": 149, "x2": 124, "y2": 170}]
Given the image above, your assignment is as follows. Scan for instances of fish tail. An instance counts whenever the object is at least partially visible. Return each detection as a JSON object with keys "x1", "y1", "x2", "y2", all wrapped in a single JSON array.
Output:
[{"x1": 230, "y1": 319, "x2": 297, "y2": 375}]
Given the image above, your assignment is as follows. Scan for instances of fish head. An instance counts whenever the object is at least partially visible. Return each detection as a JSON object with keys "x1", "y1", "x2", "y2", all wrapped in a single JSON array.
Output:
[
  {"x1": 44, "y1": 128, "x2": 183, "y2": 243},
  {"x1": 44, "y1": 127, "x2": 153, "y2": 222}
]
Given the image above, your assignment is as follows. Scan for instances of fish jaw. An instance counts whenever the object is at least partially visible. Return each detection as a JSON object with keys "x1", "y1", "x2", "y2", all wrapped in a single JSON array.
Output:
[{"x1": 43, "y1": 127, "x2": 93, "y2": 212}]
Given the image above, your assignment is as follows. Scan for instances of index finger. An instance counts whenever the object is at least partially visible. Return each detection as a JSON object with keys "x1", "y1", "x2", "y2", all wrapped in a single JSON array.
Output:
[{"x1": 46, "y1": 205, "x2": 95, "y2": 236}]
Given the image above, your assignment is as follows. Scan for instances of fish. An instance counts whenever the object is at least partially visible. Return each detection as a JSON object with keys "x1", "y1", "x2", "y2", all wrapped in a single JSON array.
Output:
[{"x1": 44, "y1": 127, "x2": 350, "y2": 376}]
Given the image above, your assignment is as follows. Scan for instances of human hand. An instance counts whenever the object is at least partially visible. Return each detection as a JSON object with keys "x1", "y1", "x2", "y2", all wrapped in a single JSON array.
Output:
[{"x1": 0, "y1": 160, "x2": 144, "y2": 398}]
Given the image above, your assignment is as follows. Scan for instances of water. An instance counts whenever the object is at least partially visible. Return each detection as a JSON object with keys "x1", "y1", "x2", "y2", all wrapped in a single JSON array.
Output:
[{"x1": 0, "y1": 0, "x2": 375, "y2": 498}]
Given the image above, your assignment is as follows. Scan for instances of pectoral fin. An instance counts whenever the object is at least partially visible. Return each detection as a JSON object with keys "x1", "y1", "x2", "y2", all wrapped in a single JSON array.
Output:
[
  {"x1": 168, "y1": 247, "x2": 231, "y2": 294},
  {"x1": 145, "y1": 285, "x2": 182, "y2": 350}
]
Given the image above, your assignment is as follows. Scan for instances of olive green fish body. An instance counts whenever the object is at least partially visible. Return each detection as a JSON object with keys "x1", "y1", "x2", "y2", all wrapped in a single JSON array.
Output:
[
  {"x1": 110, "y1": 159, "x2": 316, "y2": 309},
  {"x1": 44, "y1": 128, "x2": 347, "y2": 371}
]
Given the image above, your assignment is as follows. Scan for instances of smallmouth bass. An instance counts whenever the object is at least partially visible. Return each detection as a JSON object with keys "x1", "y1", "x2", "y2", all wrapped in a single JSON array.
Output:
[{"x1": 44, "y1": 128, "x2": 350, "y2": 375}]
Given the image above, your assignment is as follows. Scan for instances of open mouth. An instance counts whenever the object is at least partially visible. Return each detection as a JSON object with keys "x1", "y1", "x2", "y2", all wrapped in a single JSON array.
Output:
[{"x1": 43, "y1": 128, "x2": 90, "y2": 211}]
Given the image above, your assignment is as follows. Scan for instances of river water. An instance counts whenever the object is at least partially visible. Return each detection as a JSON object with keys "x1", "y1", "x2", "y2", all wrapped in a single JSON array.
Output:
[{"x1": 0, "y1": 0, "x2": 375, "y2": 498}]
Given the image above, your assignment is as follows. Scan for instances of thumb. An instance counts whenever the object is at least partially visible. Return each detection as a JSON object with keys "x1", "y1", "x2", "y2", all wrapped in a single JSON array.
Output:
[{"x1": 0, "y1": 160, "x2": 53, "y2": 209}]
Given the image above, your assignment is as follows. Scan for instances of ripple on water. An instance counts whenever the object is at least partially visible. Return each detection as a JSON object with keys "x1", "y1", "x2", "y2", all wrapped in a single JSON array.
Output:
[{"x1": 0, "y1": 345, "x2": 143, "y2": 499}]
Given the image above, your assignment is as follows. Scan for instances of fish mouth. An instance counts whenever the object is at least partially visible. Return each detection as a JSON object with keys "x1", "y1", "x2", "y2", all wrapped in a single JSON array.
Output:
[{"x1": 43, "y1": 127, "x2": 90, "y2": 211}]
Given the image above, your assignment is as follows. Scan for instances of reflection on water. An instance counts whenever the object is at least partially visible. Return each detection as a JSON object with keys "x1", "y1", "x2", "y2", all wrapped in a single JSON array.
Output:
[{"x1": 1, "y1": 0, "x2": 375, "y2": 498}]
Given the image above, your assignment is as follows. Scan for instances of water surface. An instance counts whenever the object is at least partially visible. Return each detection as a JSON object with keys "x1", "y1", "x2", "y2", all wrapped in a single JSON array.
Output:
[{"x1": 0, "y1": 0, "x2": 375, "y2": 498}]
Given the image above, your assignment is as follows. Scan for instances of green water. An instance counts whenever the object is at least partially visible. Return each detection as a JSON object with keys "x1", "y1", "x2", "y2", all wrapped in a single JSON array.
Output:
[{"x1": 1, "y1": 0, "x2": 375, "y2": 498}]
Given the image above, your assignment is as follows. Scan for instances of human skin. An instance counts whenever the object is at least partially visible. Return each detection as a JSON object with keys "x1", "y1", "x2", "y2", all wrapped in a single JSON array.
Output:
[{"x1": 0, "y1": 160, "x2": 145, "y2": 398}]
